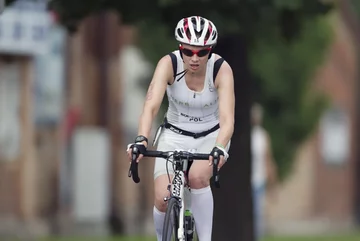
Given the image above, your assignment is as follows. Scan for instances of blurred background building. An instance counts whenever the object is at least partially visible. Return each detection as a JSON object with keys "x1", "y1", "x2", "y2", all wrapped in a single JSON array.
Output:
[{"x1": 0, "y1": 0, "x2": 156, "y2": 238}]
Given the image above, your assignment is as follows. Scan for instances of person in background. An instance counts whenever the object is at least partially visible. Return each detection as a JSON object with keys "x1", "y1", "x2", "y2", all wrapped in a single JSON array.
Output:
[{"x1": 251, "y1": 103, "x2": 277, "y2": 240}]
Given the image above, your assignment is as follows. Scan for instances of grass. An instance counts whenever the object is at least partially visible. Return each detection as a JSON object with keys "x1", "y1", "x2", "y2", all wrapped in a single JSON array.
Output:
[
  {"x1": 42, "y1": 237, "x2": 153, "y2": 241},
  {"x1": 264, "y1": 233, "x2": 360, "y2": 241},
  {"x1": 41, "y1": 232, "x2": 360, "y2": 241}
]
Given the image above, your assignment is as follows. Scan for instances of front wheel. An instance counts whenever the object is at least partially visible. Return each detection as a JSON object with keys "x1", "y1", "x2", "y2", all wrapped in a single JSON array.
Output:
[{"x1": 162, "y1": 198, "x2": 180, "y2": 241}]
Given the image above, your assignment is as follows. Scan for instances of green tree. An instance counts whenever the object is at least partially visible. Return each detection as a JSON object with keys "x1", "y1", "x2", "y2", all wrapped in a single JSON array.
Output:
[
  {"x1": 6, "y1": 0, "x2": 333, "y2": 239},
  {"x1": 250, "y1": 15, "x2": 333, "y2": 179}
]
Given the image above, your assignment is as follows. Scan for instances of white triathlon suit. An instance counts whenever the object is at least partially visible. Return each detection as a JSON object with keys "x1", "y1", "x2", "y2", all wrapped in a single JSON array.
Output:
[{"x1": 153, "y1": 50, "x2": 230, "y2": 179}]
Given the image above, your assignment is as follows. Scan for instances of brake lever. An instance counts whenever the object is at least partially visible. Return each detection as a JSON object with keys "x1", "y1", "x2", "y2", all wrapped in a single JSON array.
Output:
[
  {"x1": 128, "y1": 145, "x2": 140, "y2": 183},
  {"x1": 212, "y1": 151, "x2": 220, "y2": 188}
]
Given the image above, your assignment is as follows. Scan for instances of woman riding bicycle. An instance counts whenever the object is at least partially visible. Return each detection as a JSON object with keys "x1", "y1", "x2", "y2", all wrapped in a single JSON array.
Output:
[{"x1": 127, "y1": 16, "x2": 235, "y2": 241}]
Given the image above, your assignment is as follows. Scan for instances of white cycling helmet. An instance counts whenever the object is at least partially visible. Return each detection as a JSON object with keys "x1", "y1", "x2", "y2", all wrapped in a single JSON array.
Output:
[{"x1": 175, "y1": 16, "x2": 218, "y2": 46}]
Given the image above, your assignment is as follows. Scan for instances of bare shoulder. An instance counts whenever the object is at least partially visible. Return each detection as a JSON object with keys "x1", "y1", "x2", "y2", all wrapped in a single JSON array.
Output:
[
  {"x1": 213, "y1": 54, "x2": 234, "y2": 87},
  {"x1": 152, "y1": 54, "x2": 174, "y2": 84},
  {"x1": 157, "y1": 54, "x2": 173, "y2": 69},
  {"x1": 214, "y1": 54, "x2": 233, "y2": 73},
  {"x1": 218, "y1": 60, "x2": 233, "y2": 75}
]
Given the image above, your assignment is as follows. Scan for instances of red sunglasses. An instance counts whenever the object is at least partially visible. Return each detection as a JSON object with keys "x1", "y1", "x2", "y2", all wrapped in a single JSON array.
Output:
[{"x1": 179, "y1": 45, "x2": 212, "y2": 57}]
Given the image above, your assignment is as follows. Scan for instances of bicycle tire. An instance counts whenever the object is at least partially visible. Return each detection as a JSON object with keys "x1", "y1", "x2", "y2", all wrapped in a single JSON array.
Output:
[{"x1": 162, "y1": 198, "x2": 180, "y2": 241}]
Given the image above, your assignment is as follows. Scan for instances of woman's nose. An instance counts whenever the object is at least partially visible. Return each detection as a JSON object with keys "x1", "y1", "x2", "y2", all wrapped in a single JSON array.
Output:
[{"x1": 191, "y1": 54, "x2": 199, "y2": 62}]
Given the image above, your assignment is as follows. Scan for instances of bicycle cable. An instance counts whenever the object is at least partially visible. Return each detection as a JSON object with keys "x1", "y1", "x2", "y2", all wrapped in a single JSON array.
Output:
[{"x1": 166, "y1": 153, "x2": 174, "y2": 184}]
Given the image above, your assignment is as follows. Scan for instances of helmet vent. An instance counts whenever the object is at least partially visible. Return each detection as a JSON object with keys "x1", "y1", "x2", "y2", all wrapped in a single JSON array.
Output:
[
  {"x1": 212, "y1": 32, "x2": 217, "y2": 40},
  {"x1": 177, "y1": 29, "x2": 184, "y2": 39}
]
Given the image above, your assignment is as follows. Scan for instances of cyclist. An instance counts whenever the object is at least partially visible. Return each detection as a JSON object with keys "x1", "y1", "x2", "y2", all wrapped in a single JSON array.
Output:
[{"x1": 127, "y1": 16, "x2": 235, "y2": 241}]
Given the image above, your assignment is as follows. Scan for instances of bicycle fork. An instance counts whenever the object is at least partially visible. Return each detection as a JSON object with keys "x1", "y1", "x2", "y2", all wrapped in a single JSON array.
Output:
[{"x1": 165, "y1": 170, "x2": 186, "y2": 241}]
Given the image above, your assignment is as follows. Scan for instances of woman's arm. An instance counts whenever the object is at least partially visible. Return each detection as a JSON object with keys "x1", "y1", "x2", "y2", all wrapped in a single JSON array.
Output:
[
  {"x1": 136, "y1": 55, "x2": 173, "y2": 146},
  {"x1": 214, "y1": 61, "x2": 235, "y2": 148}
]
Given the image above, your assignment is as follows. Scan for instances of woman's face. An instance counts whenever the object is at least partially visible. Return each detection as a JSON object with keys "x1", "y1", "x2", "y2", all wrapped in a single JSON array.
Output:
[{"x1": 179, "y1": 44, "x2": 212, "y2": 74}]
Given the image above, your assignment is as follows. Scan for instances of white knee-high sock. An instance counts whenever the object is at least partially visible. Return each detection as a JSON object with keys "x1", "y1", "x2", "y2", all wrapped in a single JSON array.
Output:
[
  {"x1": 191, "y1": 186, "x2": 213, "y2": 241},
  {"x1": 153, "y1": 206, "x2": 165, "y2": 241}
]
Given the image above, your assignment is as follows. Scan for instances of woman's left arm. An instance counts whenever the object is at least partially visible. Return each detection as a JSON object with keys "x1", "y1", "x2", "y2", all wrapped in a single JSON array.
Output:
[{"x1": 214, "y1": 60, "x2": 235, "y2": 149}]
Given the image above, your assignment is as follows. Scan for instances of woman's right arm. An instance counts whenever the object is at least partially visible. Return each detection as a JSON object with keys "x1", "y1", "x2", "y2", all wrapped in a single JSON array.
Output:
[{"x1": 136, "y1": 55, "x2": 173, "y2": 146}]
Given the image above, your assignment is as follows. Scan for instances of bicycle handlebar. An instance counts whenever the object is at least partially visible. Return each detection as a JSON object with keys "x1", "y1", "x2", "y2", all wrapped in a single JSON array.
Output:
[{"x1": 128, "y1": 147, "x2": 221, "y2": 188}]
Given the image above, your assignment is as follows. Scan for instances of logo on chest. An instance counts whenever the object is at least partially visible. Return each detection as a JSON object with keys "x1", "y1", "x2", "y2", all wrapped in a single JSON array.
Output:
[
  {"x1": 170, "y1": 94, "x2": 190, "y2": 107},
  {"x1": 170, "y1": 94, "x2": 218, "y2": 108},
  {"x1": 180, "y1": 113, "x2": 203, "y2": 122}
]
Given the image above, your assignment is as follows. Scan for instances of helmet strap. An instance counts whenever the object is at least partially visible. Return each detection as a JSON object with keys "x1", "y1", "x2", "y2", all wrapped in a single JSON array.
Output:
[
  {"x1": 179, "y1": 46, "x2": 184, "y2": 60},
  {"x1": 208, "y1": 43, "x2": 216, "y2": 59}
]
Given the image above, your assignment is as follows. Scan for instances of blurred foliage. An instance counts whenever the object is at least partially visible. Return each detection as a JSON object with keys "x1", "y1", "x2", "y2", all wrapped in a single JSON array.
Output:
[
  {"x1": 40, "y1": 0, "x2": 334, "y2": 179},
  {"x1": 250, "y1": 15, "x2": 333, "y2": 179},
  {"x1": 44, "y1": 0, "x2": 332, "y2": 42},
  {"x1": 350, "y1": 0, "x2": 360, "y2": 18}
]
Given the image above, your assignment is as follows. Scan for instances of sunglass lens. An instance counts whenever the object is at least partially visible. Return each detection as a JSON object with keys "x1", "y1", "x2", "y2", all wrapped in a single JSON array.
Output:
[
  {"x1": 197, "y1": 49, "x2": 210, "y2": 57},
  {"x1": 181, "y1": 48, "x2": 194, "y2": 57}
]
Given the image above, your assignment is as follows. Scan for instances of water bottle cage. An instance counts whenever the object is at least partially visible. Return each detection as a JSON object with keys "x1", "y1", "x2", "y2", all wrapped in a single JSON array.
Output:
[{"x1": 185, "y1": 215, "x2": 194, "y2": 237}]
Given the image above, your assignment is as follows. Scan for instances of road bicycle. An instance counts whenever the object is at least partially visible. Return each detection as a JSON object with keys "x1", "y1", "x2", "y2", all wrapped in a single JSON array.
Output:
[{"x1": 128, "y1": 146, "x2": 221, "y2": 241}]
